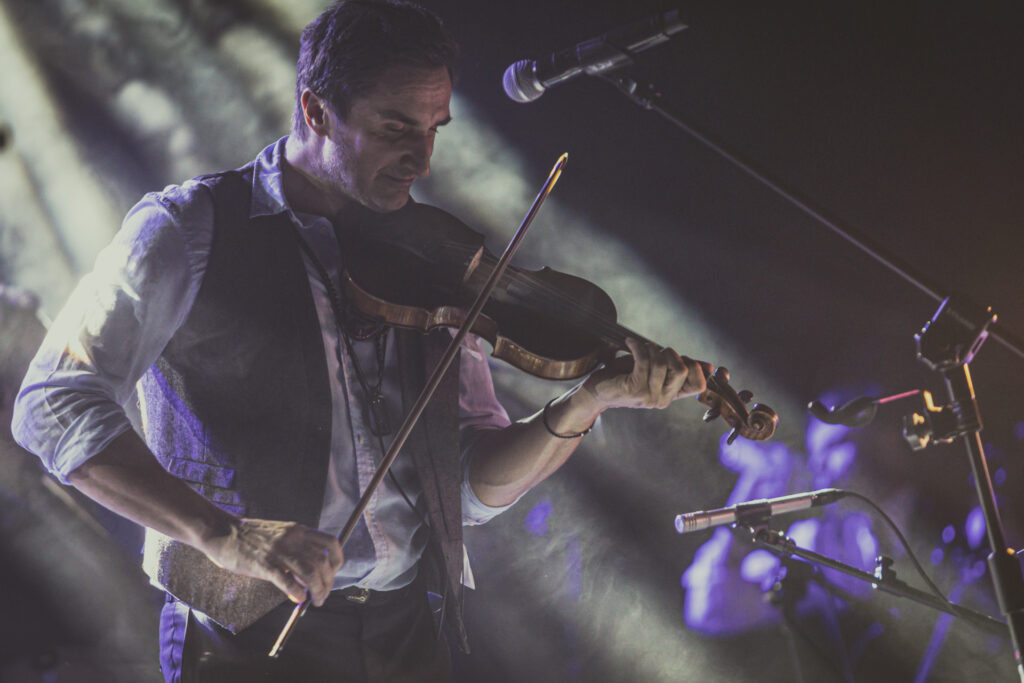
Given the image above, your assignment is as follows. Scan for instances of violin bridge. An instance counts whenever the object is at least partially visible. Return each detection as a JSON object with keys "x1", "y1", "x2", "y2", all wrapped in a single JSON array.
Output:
[{"x1": 460, "y1": 246, "x2": 485, "y2": 287}]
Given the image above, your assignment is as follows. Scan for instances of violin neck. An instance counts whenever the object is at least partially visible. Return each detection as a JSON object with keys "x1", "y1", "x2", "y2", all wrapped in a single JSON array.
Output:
[{"x1": 604, "y1": 325, "x2": 656, "y2": 352}]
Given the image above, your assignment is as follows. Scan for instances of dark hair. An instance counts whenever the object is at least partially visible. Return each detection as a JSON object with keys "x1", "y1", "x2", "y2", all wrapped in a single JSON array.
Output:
[{"x1": 292, "y1": 0, "x2": 459, "y2": 135}]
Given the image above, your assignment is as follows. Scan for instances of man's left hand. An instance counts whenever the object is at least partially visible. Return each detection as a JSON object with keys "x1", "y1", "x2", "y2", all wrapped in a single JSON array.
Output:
[{"x1": 581, "y1": 337, "x2": 712, "y2": 411}]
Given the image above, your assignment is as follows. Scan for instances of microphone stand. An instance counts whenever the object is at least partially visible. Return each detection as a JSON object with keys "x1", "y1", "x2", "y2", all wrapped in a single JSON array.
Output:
[
  {"x1": 589, "y1": 65, "x2": 1024, "y2": 677},
  {"x1": 769, "y1": 557, "x2": 856, "y2": 683},
  {"x1": 771, "y1": 558, "x2": 813, "y2": 683},
  {"x1": 595, "y1": 70, "x2": 1024, "y2": 361},
  {"x1": 735, "y1": 522, "x2": 1007, "y2": 635}
]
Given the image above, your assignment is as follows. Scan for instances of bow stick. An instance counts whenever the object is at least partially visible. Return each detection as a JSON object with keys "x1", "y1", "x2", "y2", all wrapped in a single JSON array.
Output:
[{"x1": 268, "y1": 153, "x2": 569, "y2": 657}]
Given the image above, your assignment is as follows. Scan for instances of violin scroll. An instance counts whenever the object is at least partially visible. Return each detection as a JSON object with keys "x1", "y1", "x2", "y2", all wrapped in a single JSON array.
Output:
[{"x1": 697, "y1": 367, "x2": 778, "y2": 444}]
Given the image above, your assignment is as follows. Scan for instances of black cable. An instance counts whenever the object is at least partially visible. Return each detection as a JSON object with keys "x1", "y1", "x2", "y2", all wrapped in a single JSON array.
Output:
[{"x1": 841, "y1": 490, "x2": 951, "y2": 605}]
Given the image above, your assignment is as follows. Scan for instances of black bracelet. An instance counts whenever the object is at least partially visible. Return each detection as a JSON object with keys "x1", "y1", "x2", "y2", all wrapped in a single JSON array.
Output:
[{"x1": 542, "y1": 397, "x2": 594, "y2": 439}]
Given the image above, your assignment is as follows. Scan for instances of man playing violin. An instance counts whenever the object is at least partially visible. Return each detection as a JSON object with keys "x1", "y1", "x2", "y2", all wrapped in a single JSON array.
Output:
[{"x1": 12, "y1": 1, "x2": 709, "y2": 681}]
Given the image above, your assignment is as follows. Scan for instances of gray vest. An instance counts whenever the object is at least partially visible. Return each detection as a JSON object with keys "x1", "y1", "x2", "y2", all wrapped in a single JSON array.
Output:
[{"x1": 138, "y1": 165, "x2": 471, "y2": 651}]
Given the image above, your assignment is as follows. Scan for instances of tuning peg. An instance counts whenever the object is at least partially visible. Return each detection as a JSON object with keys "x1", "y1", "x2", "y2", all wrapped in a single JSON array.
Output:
[
  {"x1": 738, "y1": 389, "x2": 753, "y2": 404},
  {"x1": 702, "y1": 405, "x2": 721, "y2": 423},
  {"x1": 726, "y1": 427, "x2": 740, "y2": 445}
]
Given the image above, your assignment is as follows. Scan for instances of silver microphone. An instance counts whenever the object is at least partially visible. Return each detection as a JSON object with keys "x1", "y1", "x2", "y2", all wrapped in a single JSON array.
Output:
[
  {"x1": 675, "y1": 489, "x2": 846, "y2": 534},
  {"x1": 502, "y1": 9, "x2": 687, "y2": 103}
]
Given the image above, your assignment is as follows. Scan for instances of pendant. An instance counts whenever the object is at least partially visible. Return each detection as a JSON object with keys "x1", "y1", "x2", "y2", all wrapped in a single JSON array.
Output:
[{"x1": 368, "y1": 391, "x2": 393, "y2": 436}]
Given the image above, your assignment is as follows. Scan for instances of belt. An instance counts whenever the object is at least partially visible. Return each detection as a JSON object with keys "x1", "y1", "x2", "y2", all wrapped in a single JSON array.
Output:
[{"x1": 330, "y1": 581, "x2": 416, "y2": 607}]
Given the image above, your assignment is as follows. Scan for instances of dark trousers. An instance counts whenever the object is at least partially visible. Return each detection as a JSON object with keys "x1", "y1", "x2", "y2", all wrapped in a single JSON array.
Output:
[{"x1": 159, "y1": 579, "x2": 452, "y2": 683}]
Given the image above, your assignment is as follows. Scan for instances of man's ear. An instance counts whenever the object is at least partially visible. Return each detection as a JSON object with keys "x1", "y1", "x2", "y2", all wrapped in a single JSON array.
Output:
[{"x1": 300, "y1": 88, "x2": 331, "y2": 137}]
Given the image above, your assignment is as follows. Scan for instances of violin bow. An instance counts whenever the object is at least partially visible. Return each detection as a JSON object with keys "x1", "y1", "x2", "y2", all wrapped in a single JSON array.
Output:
[{"x1": 268, "y1": 153, "x2": 569, "y2": 657}]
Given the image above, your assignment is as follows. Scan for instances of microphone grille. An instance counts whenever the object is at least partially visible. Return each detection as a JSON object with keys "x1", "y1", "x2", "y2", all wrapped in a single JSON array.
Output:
[{"x1": 502, "y1": 60, "x2": 545, "y2": 103}]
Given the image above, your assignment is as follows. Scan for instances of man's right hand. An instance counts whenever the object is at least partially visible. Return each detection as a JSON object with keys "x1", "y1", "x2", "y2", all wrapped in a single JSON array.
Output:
[
  {"x1": 63, "y1": 431, "x2": 345, "y2": 606},
  {"x1": 201, "y1": 519, "x2": 344, "y2": 606}
]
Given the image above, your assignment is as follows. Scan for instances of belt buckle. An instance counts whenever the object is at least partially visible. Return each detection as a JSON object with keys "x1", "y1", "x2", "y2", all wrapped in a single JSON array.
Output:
[{"x1": 345, "y1": 587, "x2": 371, "y2": 604}]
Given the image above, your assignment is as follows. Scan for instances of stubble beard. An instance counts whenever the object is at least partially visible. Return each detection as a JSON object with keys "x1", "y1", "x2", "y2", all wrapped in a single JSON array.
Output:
[{"x1": 318, "y1": 148, "x2": 409, "y2": 214}]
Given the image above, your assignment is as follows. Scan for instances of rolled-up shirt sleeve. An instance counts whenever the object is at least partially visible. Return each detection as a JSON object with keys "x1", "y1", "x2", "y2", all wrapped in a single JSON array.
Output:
[
  {"x1": 11, "y1": 184, "x2": 212, "y2": 483},
  {"x1": 457, "y1": 334, "x2": 517, "y2": 526}
]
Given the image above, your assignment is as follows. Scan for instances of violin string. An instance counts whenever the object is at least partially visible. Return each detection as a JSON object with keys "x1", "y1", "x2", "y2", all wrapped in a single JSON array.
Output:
[
  {"x1": 408, "y1": 241, "x2": 731, "y2": 397},
  {"x1": 500, "y1": 271, "x2": 634, "y2": 345},
  {"x1": 487, "y1": 266, "x2": 731, "y2": 388},
  {"x1": 361, "y1": 230, "x2": 736, "y2": 393},
  {"x1": 444, "y1": 245, "x2": 734, "y2": 409},
  {"x1": 417, "y1": 239, "x2": 615, "y2": 335},
  {"x1": 413, "y1": 239, "x2": 653, "y2": 350},
  {"x1": 471, "y1": 255, "x2": 613, "y2": 326},
  {"x1": 472, "y1": 259, "x2": 649, "y2": 347},
  {"x1": 358, "y1": 217, "x2": 645, "y2": 347}
]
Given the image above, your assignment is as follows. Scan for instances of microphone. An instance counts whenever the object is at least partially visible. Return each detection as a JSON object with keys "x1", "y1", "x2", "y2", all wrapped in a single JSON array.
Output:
[
  {"x1": 674, "y1": 489, "x2": 846, "y2": 534},
  {"x1": 807, "y1": 396, "x2": 879, "y2": 428},
  {"x1": 502, "y1": 9, "x2": 687, "y2": 103},
  {"x1": 807, "y1": 389, "x2": 923, "y2": 428}
]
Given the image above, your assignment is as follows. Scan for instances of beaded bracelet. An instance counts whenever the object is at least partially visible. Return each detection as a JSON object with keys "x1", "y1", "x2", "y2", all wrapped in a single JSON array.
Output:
[{"x1": 542, "y1": 397, "x2": 594, "y2": 439}]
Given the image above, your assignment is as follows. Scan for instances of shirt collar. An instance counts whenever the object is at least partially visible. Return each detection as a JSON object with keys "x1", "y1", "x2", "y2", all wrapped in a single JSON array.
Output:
[{"x1": 249, "y1": 136, "x2": 292, "y2": 219}]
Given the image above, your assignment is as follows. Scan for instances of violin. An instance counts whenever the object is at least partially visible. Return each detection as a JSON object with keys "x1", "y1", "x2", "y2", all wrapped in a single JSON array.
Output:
[
  {"x1": 333, "y1": 201, "x2": 778, "y2": 444},
  {"x1": 273, "y1": 183, "x2": 780, "y2": 659}
]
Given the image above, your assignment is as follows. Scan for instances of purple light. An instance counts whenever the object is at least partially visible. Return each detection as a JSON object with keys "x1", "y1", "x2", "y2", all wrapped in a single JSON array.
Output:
[
  {"x1": 1014, "y1": 421, "x2": 1024, "y2": 441},
  {"x1": 806, "y1": 421, "x2": 855, "y2": 480},
  {"x1": 739, "y1": 549, "x2": 780, "y2": 584},
  {"x1": 565, "y1": 537, "x2": 583, "y2": 600},
  {"x1": 787, "y1": 518, "x2": 819, "y2": 549},
  {"x1": 914, "y1": 612, "x2": 954, "y2": 682},
  {"x1": 930, "y1": 548, "x2": 944, "y2": 566},
  {"x1": 941, "y1": 525, "x2": 955, "y2": 544},
  {"x1": 995, "y1": 467, "x2": 1007, "y2": 486},
  {"x1": 966, "y1": 506, "x2": 986, "y2": 550},
  {"x1": 679, "y1": 390, "x2": 882, "y2": 635},
  {"x1": 524, "y1": 498, "x2": 553, "y2": 536},
  {"x1": 852, "y1": 517, "x2": 878, "y2": 566}
]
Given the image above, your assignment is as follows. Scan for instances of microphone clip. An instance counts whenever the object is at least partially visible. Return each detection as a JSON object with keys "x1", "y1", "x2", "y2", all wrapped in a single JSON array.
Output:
[
  {"x1": 901, "y1": 389, "x2": 976, "y2": 451},
  {"x1": 807, "y1": 389, "x2": 921, "y2": 428},
  {"x1": 808, "y1": 387, "x2": 977, "y2": 450}
]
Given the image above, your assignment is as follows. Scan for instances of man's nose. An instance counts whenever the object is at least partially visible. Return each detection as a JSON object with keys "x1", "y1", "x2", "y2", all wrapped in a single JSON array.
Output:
[{"x1": 403, "y1": 132, "x2": 435, "y2": 177}]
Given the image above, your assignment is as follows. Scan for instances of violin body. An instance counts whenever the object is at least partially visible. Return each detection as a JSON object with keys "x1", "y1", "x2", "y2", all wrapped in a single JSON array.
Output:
[
  {"x1": 334, "y1": 201, "x2": 778, "y2": 442},
  {"x1": 337, "y1": 202, "x2": 620, "y2": 380}
]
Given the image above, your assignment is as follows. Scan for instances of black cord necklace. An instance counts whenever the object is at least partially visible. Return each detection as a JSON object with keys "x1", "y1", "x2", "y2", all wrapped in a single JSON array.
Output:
[
  {"x1": 293, "y1": 223, "x2": 451, "y2": 640},
  {"x1": 293, "y1": 227, "x2": 393, "y2": 437},
  {"x1": 294, "y1": 224, "x2": 437, "y2": 530}
]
